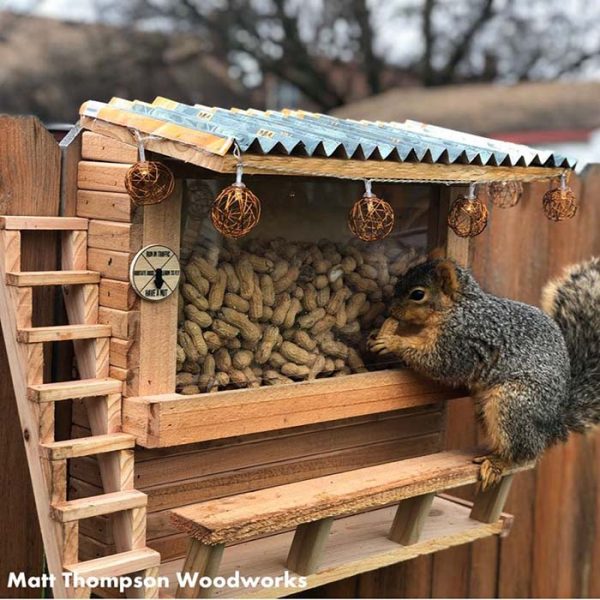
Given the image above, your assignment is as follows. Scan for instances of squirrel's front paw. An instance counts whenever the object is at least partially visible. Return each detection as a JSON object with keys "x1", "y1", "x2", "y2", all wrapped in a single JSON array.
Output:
[{"x1": 368, "y1": 335, "x2": 394, "y2": 355}]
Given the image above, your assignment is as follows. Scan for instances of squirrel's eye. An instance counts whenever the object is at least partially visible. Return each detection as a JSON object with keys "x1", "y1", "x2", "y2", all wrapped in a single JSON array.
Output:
[{"x1": 409, "y1": 288, "x2": 426, "y2": 301}]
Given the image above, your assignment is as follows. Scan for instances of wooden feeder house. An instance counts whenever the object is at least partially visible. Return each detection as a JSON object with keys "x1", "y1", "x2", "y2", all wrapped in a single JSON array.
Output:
[{"x1": 0, "y1": 97, "x2": 577, "y2": 598}]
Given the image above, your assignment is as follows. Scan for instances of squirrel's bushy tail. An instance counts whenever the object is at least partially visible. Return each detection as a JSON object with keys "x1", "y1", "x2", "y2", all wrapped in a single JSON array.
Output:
[{"x1": 542, "y1": 257, "x2": 600, "y2": 432}]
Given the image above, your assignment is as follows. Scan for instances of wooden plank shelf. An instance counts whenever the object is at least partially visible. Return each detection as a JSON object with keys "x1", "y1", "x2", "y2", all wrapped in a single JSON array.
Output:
[
  {"x1": 6, "y1": 270, "x2": 100, "y2": 286},
  {"x1": 40, "y1": 432, "x2": 135, "y2": 460},
  {"x1": 92, "y1": 496, "x2": 512, "y2": 599},
  {"x1": 65, "y1": 548, "x2": 160, "y2": 579},
  {"x1": 123, "y1": 370, "x2": 464, "y2": 448},
  {"x1": 169, "y1": 450, "x2": 520, "y2": 546},
  {"x1": 17, "y1": 324, "x2": 111, "y2": 343},
  {"x1": 28, "y1": 377, "x2": 122, "y2": 402},
  {"x1": 0, "y1": 215, "x2": 89, "y2": 230},
  {"x1": 52, "y1": 490, "x2": 147, "y2": 522}
]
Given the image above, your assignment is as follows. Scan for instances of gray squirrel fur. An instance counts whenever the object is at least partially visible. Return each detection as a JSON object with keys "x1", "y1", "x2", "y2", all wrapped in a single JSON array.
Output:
[{"x1": 370, "y1": 256, "x2": 600, "y2": 479}]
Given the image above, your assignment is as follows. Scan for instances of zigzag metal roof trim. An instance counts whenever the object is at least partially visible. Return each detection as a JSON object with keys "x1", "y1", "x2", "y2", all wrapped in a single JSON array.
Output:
[{"x1": 79, "y1": 97, "x2": 576, "y2": 170}]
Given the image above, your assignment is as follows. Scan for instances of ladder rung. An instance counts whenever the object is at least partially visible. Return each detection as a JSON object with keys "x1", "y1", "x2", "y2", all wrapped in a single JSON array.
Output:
[
  {"x1": 17, "y1": 324, "x2": 111, "y2": 343},
  {"x1": 6, "y1": 270, "x2": 100, "y2": 287},
  {"x1": 40, "y1": 433, "x2": 135, "y2": 460},
  {"x1": 64, "y1": 548, "x2": 160, "y2": 579},
  {"x1": 0, "y1": 216, "x2": 88, "y2": 230},
  {"x1": 52, "y1": 490, "x2": 147, "y2": 522},
  {"x1": 28, "y1": 377, "x2": 122, "y2": 402}
]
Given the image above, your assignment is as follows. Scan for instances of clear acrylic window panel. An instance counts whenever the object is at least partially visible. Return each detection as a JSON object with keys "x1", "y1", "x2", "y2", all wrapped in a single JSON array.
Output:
[{"x1": 176, "y1": 178, "x2": 432, "y2": 395}]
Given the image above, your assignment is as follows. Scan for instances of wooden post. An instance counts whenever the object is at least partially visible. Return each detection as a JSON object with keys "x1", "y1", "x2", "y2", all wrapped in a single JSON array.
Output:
[
  {"x1": 176, "y1": 540, "x2": 225, "y2": 599},
  {"x1": 470, "y1": 474, "x2": 514, "y2": 523},
  {"x1": 136, "y1": 183, "x2": 182, "y2": 395},
  {"x1": 62, "y1": 522, "x2": 80, "y2": 565},
  {"x1": 286, "y1": 517, "x2": 334, "y2": 576},
  {"x1": 139, "y1": 566, "x2": 160, "y2": 599},
  {"x1": 389, "y1": 492, "x2": 435, "y2": 545},
  {"x1": 443, "y1": 186, "x2": 472, "y2": 268}
]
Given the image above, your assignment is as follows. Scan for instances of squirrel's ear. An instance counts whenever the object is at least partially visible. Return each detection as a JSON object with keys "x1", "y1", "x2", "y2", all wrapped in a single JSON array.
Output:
[
  {"x1": 428, "y1": 247, "x2": 446, "y2": 261},
  {"x1": 435, "y1": 259, "x2": 460, "y2": 299}
]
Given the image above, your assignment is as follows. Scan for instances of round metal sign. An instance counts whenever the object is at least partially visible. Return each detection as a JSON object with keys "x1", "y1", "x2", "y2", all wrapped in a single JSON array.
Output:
[{"x1": 129, "y1": 244, "x2": 181, "y2": 302}]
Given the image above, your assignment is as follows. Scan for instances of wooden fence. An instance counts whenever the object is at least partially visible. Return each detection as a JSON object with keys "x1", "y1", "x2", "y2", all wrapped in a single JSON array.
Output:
[{"x1": 0, "y1": 117, "x2": 598, "y2": 598}]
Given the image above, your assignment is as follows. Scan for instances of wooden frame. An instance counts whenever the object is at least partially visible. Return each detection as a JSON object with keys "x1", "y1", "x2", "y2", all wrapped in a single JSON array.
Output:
[{"x1": 122, "y1": 370, "x2": 463, "y2": 447}]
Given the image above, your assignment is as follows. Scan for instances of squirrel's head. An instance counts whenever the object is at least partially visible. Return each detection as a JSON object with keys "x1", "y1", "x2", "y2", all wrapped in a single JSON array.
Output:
[{"x1": 390, "y1": 255, "x2": 462, "y2": 327}]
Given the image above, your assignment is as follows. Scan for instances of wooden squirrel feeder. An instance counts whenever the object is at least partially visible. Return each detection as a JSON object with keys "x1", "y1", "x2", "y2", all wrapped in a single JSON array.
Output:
[{"x1": 0, "y1": 100, "x2": 576, "y2": 598}]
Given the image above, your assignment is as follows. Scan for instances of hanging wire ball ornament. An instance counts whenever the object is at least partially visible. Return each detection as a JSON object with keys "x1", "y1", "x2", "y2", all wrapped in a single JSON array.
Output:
[
  {"x1": 124, "y1": 131, "x2": 175, "y2": 206},
  {"x1": 211, "y1": 154, "x2": 261, "y2": 239},
  {"x1": 542, "y1": 173, "x2": 578, "y2": 221},
  {"x1": 488, "y1": 180, "x2": 523, "y2": 208},
  {"x1": 448, "y1": 182, "x2": 488, "y2": 238},
  {"x1": 348, "y1": 180, "x2": 395, "y2": 242}
]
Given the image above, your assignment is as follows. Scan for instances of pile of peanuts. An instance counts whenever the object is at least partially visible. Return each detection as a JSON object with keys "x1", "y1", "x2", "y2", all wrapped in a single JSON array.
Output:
[{"x1": 176, "y1": 237, "x2": 424, "y2": 394}]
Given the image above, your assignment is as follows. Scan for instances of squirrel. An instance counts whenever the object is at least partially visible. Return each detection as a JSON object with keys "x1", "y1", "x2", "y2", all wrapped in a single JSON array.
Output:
[{"x1": 369, "y1": 254, "x2": 600, "y2": 489}]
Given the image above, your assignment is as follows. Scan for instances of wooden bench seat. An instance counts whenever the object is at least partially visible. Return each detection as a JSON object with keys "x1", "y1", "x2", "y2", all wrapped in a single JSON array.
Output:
[{"x1": 169, "y1": 450, "x2": 529, "y2": 598}]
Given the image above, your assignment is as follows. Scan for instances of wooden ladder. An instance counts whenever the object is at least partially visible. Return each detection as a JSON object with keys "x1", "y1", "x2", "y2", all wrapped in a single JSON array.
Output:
[{"x1": 0, "y1": 216, "x2": 160, "y2": 598}]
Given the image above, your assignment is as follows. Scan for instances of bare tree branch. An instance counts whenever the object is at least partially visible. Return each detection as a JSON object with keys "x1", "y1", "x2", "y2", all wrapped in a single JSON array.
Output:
[
  {"x1": 351, "y1": 0, "x2": 384, "y2": 94},
  {"x1": 420, "y1": 0, "x2": 436, "y2": 85},
  {"x1": 437, "y1": 0, "x2": 495, "y2": 84}
]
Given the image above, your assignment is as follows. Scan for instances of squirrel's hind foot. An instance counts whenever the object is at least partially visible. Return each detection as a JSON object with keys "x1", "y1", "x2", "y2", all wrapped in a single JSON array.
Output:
[{"x1": 477, "y1": 455, "x2": 510, "y2": 491}]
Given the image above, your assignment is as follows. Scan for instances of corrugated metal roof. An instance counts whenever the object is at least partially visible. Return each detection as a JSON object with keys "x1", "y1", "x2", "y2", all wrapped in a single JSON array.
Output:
[{"x1": 79, "y1": 96, "x2": 576, "y2": 169}]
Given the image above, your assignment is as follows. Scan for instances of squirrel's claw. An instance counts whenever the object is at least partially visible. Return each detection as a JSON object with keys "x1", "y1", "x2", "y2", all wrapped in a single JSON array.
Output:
[
  {"x1": 477, "y1": 455, "x2": 506, "y2": 491},
  {"x1": 368, "y1": 335, "x2": 393, "y2": 355}
]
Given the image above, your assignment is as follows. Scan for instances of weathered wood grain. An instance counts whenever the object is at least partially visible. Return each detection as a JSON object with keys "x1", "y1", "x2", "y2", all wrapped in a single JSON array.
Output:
[
  {"x1": 77, "y1": 190, "x2": 136, "y2": 223},
  {"x1": 81, "y1": 131, "x2": 138, "y2": 164},
  {"x1": 169, "y1": 451, "x2": 528, "y2": 545},
  {"x1": 99, "y1": 278, "x2": 138, "y2": 311},
  {"x1": 87, "y1": 248, "x2": 132, "y2": 281},
  {"x1": 78, "y1": 161, "x2": 130, "y2": 193}
]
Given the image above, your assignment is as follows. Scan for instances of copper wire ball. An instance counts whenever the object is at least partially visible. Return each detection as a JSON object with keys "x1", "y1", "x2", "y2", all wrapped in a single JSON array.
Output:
[
  {"x1": 488, "y1": 181, "x2": 523, "y2": 208},
  {"x1": 211, "y1": 183, "x2": 261, "y2": 238},
  {"x1": 542, "y1": 186, "x2": 578, "y2": 221},
  {"x1": 348, "y1": 194, "x2": 395, "y2": 242},
  {"x1": 448, "y1": 194, "x2": 489, "y2": 238},
  {"x1": 125, "y1": 161, "x2": 175, "y2": 206}
]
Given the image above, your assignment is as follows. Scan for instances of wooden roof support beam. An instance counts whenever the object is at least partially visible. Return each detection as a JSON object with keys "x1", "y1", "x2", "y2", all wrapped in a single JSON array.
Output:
[{"x1": 221, "y1": 154, "x2": 566, "y2": 183}]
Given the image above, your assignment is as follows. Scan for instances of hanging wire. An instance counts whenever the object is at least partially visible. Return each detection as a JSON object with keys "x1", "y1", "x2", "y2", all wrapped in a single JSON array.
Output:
[
  {"x1": 133, "y1": 129, "x2": 146, "y2": 162},
  {"x1": 130, "y1": 128, "x2": 165, "y2": 161},
  {"x1": 559, "y1": 172, "x2": 567, "y2": 190},
  {"x1": 467, "y1": 181, "x2": 477, "y2": 199},
  {"x1": 233, "y1": 142, "x2": 244, "y2": 186}
]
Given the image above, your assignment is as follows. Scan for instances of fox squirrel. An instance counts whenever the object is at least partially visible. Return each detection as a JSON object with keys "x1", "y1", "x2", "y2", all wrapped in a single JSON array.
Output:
[{"x1": 369, "y1": 255, "x2": 600, "y2": 489}]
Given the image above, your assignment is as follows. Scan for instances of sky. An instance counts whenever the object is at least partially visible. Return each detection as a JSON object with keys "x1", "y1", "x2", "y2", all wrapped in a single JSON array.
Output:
[{"x1": 4, "y1": 0, "x2": 98, "y2": 21}]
